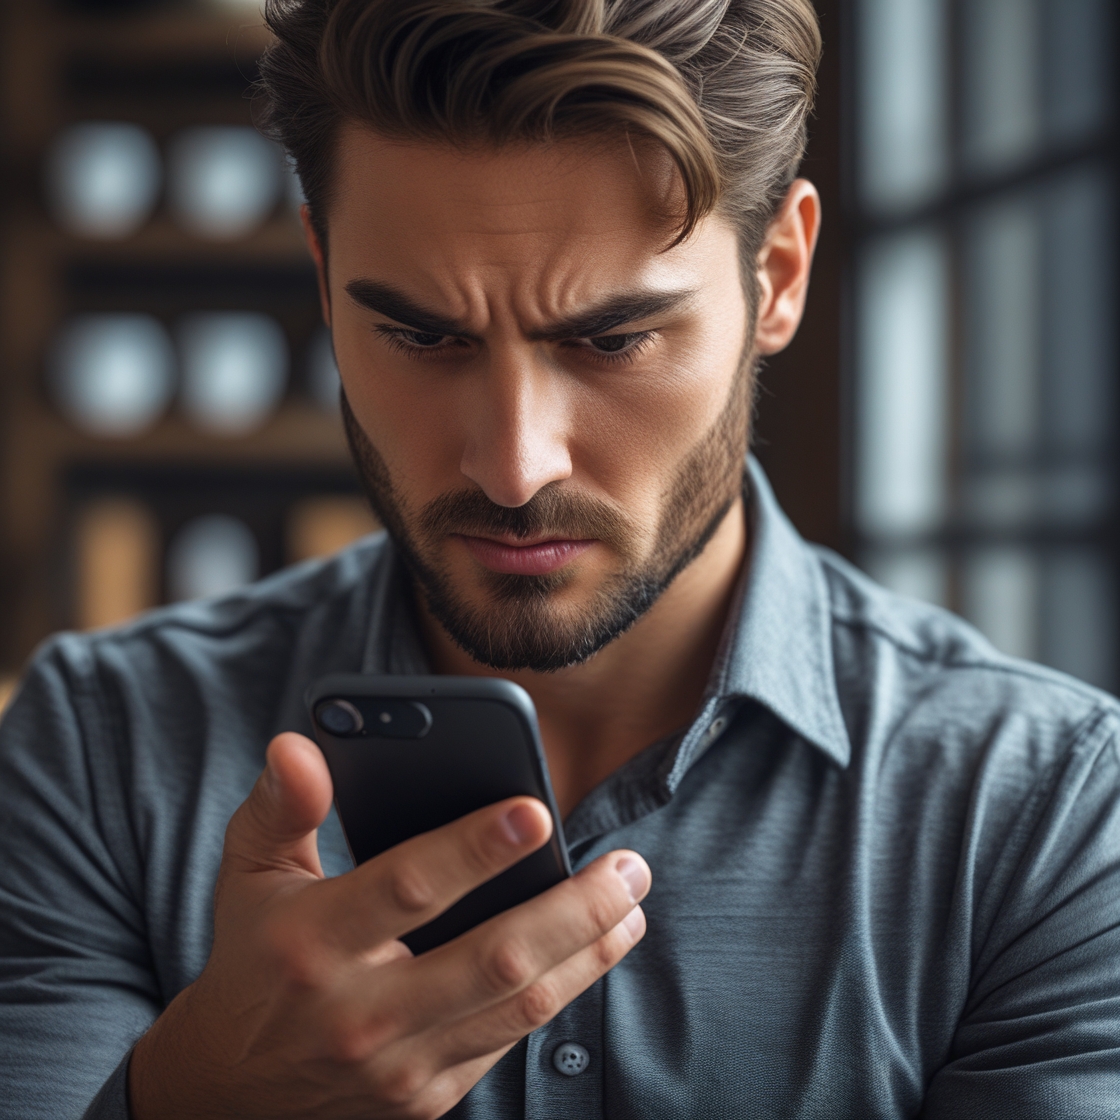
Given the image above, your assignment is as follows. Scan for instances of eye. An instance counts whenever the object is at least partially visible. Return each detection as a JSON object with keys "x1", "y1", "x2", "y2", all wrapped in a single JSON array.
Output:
[
  {"x1": 588, "y1": 333, "x2": 640, "y2": 353},
  {"x1": 396, "y1": 329, "x2": 447, "y2": 348},
  {"x1": 375, "y1": 325, "x2": 466, "y2": 359},
  {"x1": 573, "y1": 331, "x2": 655, "y2": 364}
]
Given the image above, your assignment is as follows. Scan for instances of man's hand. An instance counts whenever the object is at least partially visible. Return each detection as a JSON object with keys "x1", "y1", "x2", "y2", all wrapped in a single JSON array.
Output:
[{"x1": 128, "y1": 732, "x2": 649, "y2": 1119}]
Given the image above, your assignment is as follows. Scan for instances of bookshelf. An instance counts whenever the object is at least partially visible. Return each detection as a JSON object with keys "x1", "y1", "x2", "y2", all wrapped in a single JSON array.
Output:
[{"x1": 0, "y1": 0, "x2": 373, "y2": 684}]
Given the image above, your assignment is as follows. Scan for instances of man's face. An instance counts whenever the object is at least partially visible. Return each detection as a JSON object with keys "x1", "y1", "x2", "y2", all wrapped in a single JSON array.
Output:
[{"x1": 319, "y1": 129, "x2": 751, "y2": 671}]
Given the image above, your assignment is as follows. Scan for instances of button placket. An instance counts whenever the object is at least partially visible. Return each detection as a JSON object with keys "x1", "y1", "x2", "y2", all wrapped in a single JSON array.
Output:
[{"x1": 525, "y1": 978, "x2": 604, "y2": 1118}]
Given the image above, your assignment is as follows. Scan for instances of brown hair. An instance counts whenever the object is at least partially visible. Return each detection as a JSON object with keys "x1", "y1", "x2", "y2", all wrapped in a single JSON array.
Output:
[{"x1": 258, "y1": 0, "x2": 820, "y2": 258}]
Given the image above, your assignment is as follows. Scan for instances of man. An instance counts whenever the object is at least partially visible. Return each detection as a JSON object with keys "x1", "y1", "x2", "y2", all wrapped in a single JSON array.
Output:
[{"x1": 2, "y1": 1, "x2": 1119, "y2": 1116}]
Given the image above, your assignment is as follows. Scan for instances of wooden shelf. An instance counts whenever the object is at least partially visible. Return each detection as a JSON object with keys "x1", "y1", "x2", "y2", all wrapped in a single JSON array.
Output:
[
  {"x1": 0, "y1": 0, "x2": 349, "y2": 674},
  {"x1": 53, "y1": 9, "x2": 273, "y2": 61},
  {"x1": 2, "y1": 3, "x2": 272, "y2": 148},
  {"x1": 2, "y1": 400, "x2": 351, "y2": 548},
  {"x1": 53, "y1": 213, "x2": 311, "y2": 268},
  {"x1": 20, "y1": 402, "x2": 350, "y2": 468}
]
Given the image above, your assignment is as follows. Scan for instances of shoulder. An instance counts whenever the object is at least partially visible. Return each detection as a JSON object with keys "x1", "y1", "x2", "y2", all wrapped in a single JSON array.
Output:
[
  {"x1": 40, "y1": 530, "x2": 392, "y2": 678},
  {"x1": 812, "y1": 545, "x2": 1120, "y2": 782},
  {"x1": 91, "y1": 528, "x2": 392, "y2": 649},
  {"x1": 809, "y1": 548, "x2": 1120, "y2": 954},
  {"x1": 4, "y1": 531, "x2": 396, "y2": 761}
]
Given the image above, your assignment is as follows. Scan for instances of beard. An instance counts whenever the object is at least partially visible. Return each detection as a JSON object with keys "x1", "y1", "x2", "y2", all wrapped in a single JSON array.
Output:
[{"x1": 343, "y1": 366, "x2": 754, "y2": 672}]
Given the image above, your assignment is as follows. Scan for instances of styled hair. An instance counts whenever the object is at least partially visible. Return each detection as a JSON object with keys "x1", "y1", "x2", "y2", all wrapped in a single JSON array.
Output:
[{"x1": 258, "y1": 0, "x2": 820, "y2": 258}]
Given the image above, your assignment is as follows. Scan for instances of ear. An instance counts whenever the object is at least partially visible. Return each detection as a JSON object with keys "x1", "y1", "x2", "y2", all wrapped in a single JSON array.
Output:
[
  {"x1": 752, "y1": 179, "x2": 821, "y2": 356},
  {"x1": 300, "y1": 204, "x2": 332, "y2": 329}
]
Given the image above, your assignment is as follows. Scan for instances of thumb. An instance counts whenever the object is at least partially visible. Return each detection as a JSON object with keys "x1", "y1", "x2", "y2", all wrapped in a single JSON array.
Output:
[{"x1": 223, "y1": 732, "x2": 334, "y2": 877}]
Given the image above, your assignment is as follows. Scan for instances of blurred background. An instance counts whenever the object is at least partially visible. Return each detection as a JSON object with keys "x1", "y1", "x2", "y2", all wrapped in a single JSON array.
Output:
[
  {"x1": 0, "y1": 0, "x2": 377, "y2": 713},
  {"x1": 0, "y1": 0, "x2": 1116, "y2": 712}
]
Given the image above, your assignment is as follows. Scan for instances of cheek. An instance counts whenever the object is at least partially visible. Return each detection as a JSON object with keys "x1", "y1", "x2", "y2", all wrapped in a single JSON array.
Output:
[
  {"x1": 332, "y1": 318, "x2": 465, "y2": 501},
  {"x1": 566, "y1": 332, "x2": 742, "y2": 505}
]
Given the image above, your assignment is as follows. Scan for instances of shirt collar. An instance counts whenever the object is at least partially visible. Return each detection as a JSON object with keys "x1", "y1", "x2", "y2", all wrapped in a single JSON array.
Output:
[{"x1": 712, "y1": 457, "x2": 851, "y2": 767}]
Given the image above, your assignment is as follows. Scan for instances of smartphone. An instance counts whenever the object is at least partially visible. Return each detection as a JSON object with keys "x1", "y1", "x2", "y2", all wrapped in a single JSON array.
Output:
[{"x1": 305, "y1": 674, "x2": 571, "y2": 954}]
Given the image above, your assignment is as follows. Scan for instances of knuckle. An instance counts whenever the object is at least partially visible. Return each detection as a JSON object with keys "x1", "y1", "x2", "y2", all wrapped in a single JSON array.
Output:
[
  {"x1": 384, "y1": 859, "x2": 437, "y2": 914},
  {"x1": 322, "y1": 1018, "x2": 372, "y2": 1066},
  {"x1": 327, "y1": 1008, "x2": 399, "y2": 1066},
  {"x1": 583, "y1": 886, "x2": 621, "y2": 938},
  {"x1": 590, "y1": 928, "x2": 624, "y2": 971},
  {"x1": 259, "y1": 913, "x2": 326, "y2": 992},
  {"x1": 515, "y1": 977, "x2": 563, "y2": 1029},
  {"x1": 482, "y1": 937, "x2": 535, "y2": 994},
  {"x1": 372, "y1": 1061, "x2": 430, "y2": 1109},
  {"x1": 461, "y1": 825, "x2": 504, "y2": 879}
]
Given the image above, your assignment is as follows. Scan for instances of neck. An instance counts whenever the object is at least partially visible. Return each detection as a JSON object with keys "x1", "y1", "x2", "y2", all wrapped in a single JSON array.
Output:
[{"x1": 417, "y1": 497, "x2": 748, "y2": 817}]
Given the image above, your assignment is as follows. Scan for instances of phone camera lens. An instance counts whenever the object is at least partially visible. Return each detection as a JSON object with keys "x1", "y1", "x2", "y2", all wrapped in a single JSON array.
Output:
[{"x1": 318, "y1": 699, "x2": 363, "y2": 735}]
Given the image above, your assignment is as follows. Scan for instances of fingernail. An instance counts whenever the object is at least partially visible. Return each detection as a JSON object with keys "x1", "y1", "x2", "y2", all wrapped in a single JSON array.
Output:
[
  {"x1": 500, "y1": 803, "x2": 540, "y2": 845},
  {"x1": 616, "y1": 856, "x2": 650, "y2": 903},
  {"x1": 623, "y1": 906, "x2": 646, "y2": 939}
]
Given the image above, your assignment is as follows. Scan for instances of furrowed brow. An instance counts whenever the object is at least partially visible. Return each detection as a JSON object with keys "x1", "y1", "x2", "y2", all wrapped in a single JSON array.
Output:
[
  {"x1": 529, "y1": 289, "x2": 696, "y2": 341},
  {"x1": 345, "y1": 280, "x2": 468, "y2": 337},
  {"x1": 345, "y1": 280, "x2": 696, "y2": 341}
]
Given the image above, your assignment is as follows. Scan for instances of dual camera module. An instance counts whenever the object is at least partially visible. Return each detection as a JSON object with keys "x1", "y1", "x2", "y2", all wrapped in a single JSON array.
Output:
[{"x1": 316, "y1": 698, "x2": 434, "y2": 740}]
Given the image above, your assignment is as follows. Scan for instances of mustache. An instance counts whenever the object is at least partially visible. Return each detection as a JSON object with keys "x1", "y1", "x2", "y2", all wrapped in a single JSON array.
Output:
[{"x1": 419, "y1": 485, "x2": 633, "y2": 552}]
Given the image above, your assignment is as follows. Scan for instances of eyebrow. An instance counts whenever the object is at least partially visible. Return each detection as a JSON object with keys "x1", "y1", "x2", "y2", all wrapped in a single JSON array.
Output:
[{"x1": 344, "y1": 279, "x2": 696, "y2": 340}]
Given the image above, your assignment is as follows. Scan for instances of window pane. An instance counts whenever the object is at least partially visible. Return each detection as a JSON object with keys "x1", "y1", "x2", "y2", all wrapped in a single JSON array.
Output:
[
  {"x1": 960, "y1": 196, "x2": 1043, "y2": 529},
  {"x1": 857, "y1": 231, "x2": 950, "y2": 537},
  {"x1": 863, "y1": 547, "x2": 949, "y2": 607},
  {"x1": 962, "y1": 0, "x2": 1042, "y2": 173},
  {"x1": 962, "y1": 546, "x2": 1040, "y2": 660},
  {"x1": 857, "y1": 0, "x2": 949, "y2": 212},
  {"x1": 1042, "y1": 548, "x2": 1117, "y2": 689},
  {"x1": 963, "y1": 196, "x2": 1042, "y2": 460},
  {"x1": 1043, "y1": 0, "x2": 1115, "y2": 145},
  {"x1": 1042, "y1": 168, "x2": 1115, "y2": 455}
]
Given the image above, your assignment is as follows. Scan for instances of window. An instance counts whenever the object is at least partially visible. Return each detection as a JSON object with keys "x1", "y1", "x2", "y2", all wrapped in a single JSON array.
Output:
[{"x1": 850, "y1": 0, "x2": 1118, "y2": 689}]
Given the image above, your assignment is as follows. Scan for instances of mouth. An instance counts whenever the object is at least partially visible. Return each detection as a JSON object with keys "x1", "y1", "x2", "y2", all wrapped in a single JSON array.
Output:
[{"x1": 455, "y1": 534, "x2": 596, "y2": 576}]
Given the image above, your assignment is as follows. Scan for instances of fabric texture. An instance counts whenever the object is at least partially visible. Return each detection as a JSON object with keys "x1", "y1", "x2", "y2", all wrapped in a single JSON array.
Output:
[{"x1": 1, "y1": 460, "x2": 1118, "y2": 1119}]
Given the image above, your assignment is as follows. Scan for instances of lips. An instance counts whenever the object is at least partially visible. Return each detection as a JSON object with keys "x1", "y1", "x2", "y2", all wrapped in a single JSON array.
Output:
[{"x1": 456, "y1": 534, "x2": 594, "y2": 576}]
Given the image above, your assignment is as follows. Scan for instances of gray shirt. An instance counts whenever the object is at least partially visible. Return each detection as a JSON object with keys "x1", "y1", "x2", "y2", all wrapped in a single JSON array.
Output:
[{"x1": 2, "y1": 460, "x2": 1119, "y2": 1118}]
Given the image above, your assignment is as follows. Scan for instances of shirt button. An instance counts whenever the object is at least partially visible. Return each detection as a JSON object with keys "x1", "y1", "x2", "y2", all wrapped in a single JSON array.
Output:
[{"x1": 552, "y1": 1041, "x2": 590, "y2": 1076}]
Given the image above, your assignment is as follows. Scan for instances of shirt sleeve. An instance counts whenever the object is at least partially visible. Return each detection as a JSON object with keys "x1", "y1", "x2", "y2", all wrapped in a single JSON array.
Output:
[
  {"x1": 0, "y1": 638, "x2": 160, "y2": 1120},
  {"x1": 922, "y1": 709, "x2": 1120, "y2": 1118}
]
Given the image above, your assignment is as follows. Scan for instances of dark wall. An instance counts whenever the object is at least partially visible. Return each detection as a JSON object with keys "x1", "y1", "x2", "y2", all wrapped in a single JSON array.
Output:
[{"x1": 752, "y1": 1, "x2": 845, "y2": 554}]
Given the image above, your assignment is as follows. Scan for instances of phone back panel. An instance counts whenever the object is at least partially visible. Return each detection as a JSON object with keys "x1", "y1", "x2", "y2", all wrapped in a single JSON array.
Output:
[{"x1": 307, "y1": 675, "x2": 570, "y2": 953}]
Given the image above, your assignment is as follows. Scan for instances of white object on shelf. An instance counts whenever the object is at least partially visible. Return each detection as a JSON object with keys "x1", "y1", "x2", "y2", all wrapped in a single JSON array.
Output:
[
  {"x1": 168, "y1": 127, "x2": 282, "y2": 240},
  {"x1": 166, "y1": 514, "x2": 260, "y2": 601},
  {"x1": 46, "y1": 122, "x2": 162, "y2": 239},
  {"x1": 306, "y1": 327, "x2": 341, "y2": 412},
  {"x1": 179, "y1": 311, "x2": 289, "y2": 435},
  {"x1": 49, "y1": 314, "x2": 176, "y2": 437}
]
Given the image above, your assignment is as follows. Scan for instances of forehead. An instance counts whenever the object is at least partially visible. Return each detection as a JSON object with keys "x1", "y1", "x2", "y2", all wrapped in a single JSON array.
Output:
[{"x1": 326, "y1": 126, "x2": 697, "y2": 310}]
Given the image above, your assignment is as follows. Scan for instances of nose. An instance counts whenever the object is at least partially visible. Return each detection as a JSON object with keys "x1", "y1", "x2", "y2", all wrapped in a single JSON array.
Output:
[{"x1": 458, "y1": 345, "x2": 572, "y2": 508}]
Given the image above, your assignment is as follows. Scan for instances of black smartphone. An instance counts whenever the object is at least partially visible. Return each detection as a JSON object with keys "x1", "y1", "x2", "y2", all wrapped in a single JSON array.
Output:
[{"x1": 305, "y1": 674, "x2": 571, "y2": 954}]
